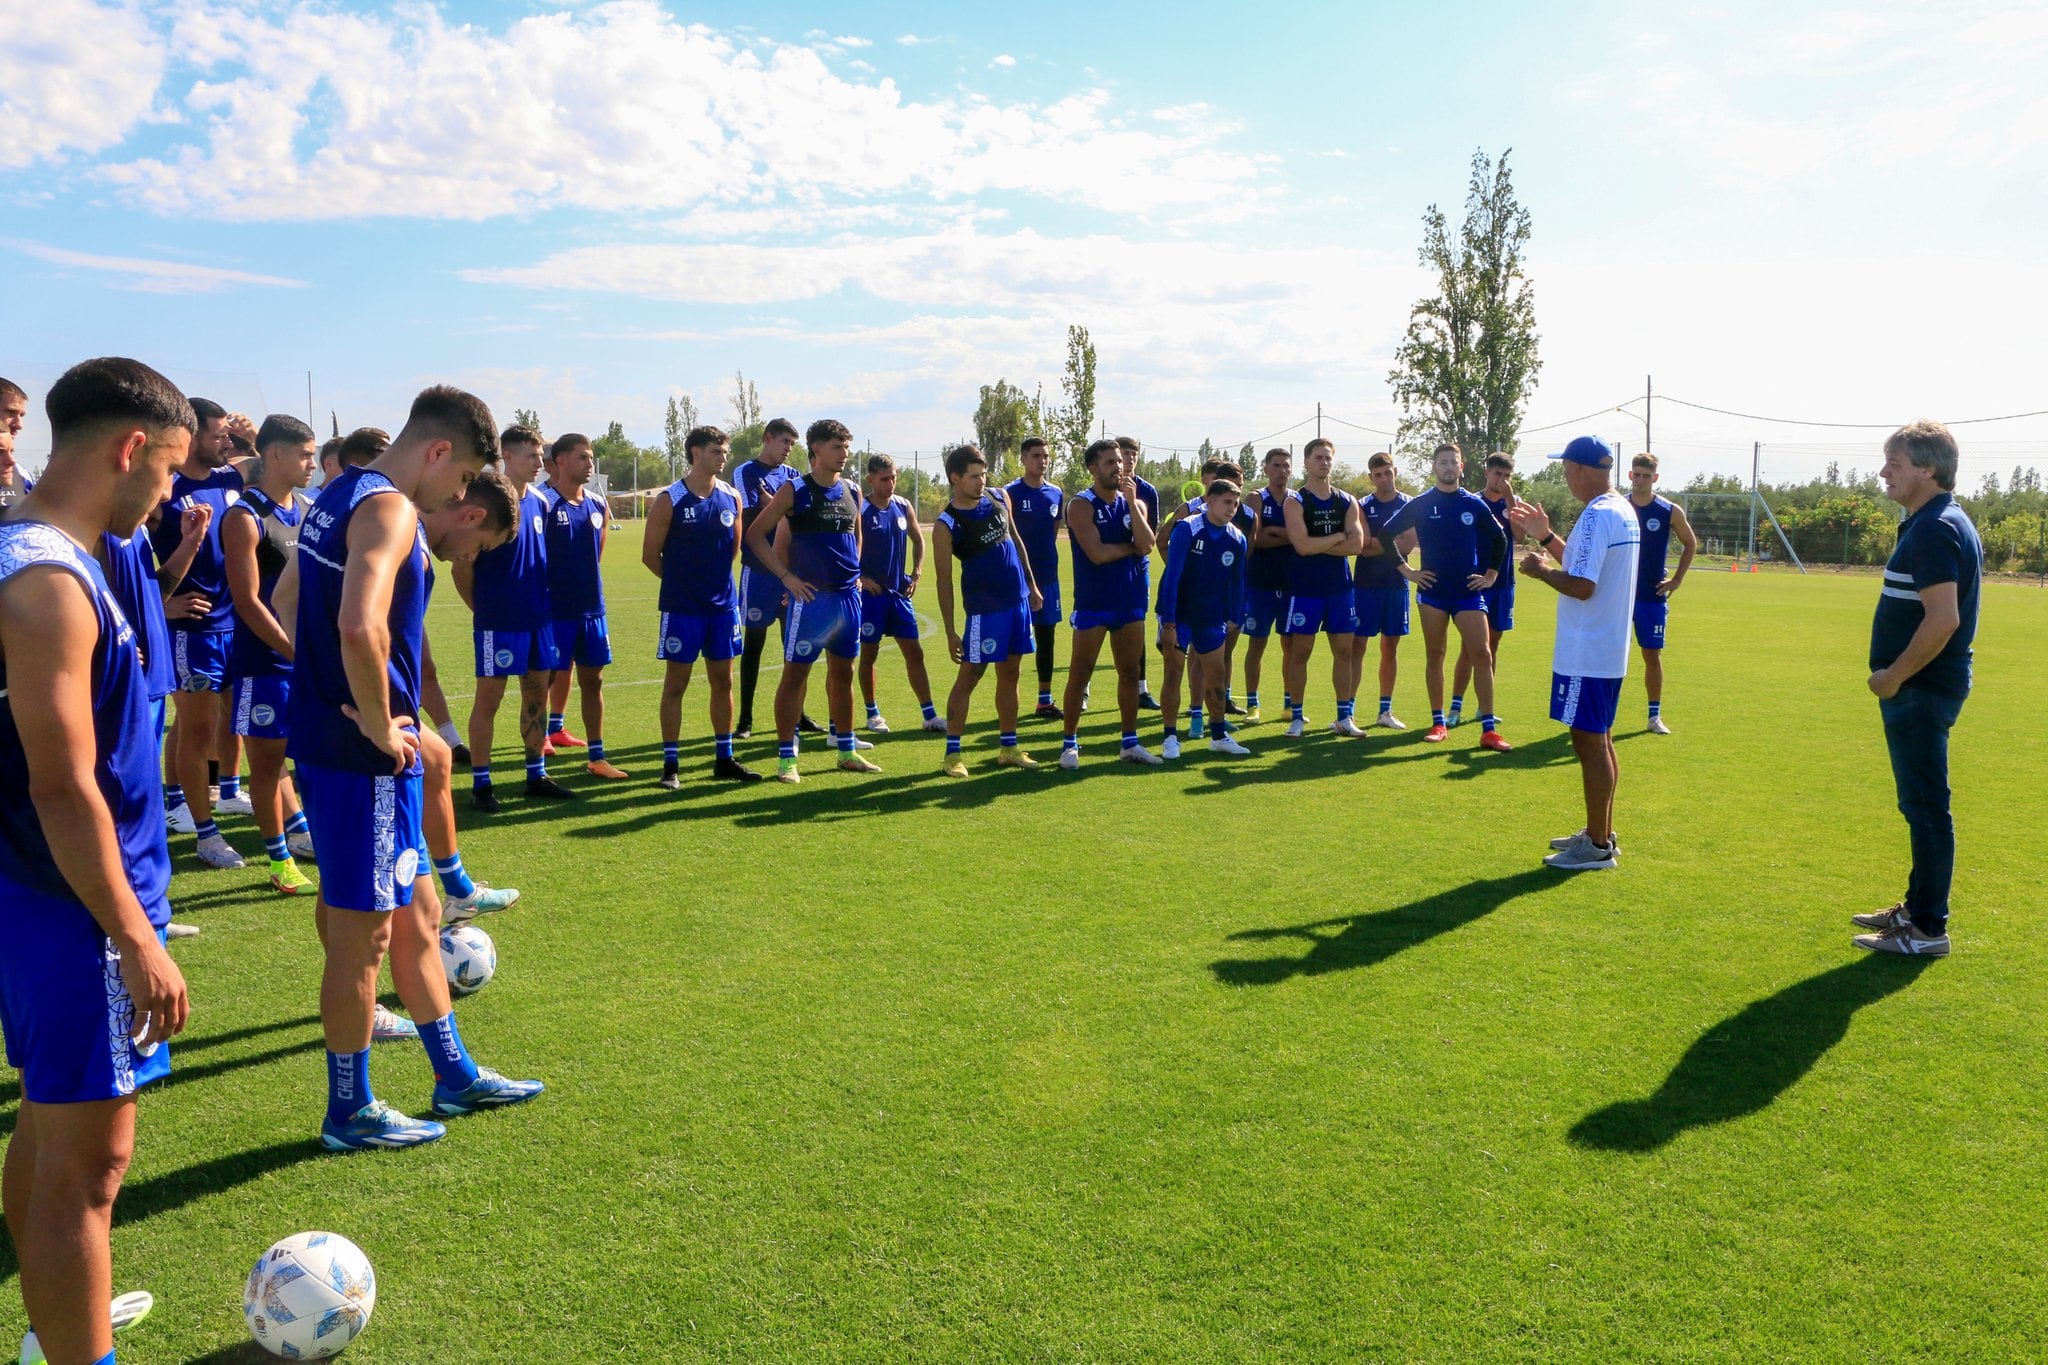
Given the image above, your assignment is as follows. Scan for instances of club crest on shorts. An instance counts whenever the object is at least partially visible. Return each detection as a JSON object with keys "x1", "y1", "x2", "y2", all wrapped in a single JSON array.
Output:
[
  {"x1": 494, "y1": 648, "x2": 514, "y2": 669},
  {"x1": 796, "y1": 640, "x2": 814, "y2": 656},
  {"x1": 252, "y1": 704, "x2": 276, "y2": 728},
  {"x1": 394, "y1": 848, "x2": 419, "y2": 884},
  {"x1": 664, "y1": 636, "x2": 682, "y2": 653}
]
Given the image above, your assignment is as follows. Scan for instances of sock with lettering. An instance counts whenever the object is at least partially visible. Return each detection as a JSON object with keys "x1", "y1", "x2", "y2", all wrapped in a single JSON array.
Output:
[
  {"x1": 417, "y1": 1012, "x2": 480, "y2": 1091},
  {"x1": 326, "y1": 1047, "x2": 371, "y2": 1125}
]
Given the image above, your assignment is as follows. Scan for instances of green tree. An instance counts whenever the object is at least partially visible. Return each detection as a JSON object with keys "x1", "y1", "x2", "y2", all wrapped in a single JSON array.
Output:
[
  {"x1": 663, "y1": 393, "x2": 699, "y2": 480},
  {"x1": 730, "y1": 371, "x2": 761, "y2": 433},
  {"x1": 973, "y1": 379, "x2": 1036, "y2": 480},
  {"x1": 1050, "y1": 324, "x2": 1097, "y2": 483},
  {"x1": 512, "y1": 407, "x2": 541, "y2": 434},
  {"x1": 1387, "y1": 148, "x2": 1542, "y2": 482}
]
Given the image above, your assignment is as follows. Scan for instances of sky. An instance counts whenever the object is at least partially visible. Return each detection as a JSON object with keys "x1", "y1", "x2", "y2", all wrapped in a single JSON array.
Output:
[{"x1": 3, "y1": 0, "x2": 2046, "y2": 487}]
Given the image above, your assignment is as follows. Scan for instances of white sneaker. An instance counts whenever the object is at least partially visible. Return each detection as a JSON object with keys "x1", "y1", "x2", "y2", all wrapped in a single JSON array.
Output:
[
  {"x1": 1162, "y1": 735, "x2": 1182, "y2": 760},
  {"x1": 1209, "y1": 736, "x2": 1250, "y2": 756},
  {"x1": 1118, "y1": 744, "x2": 1163, "y2": 766},
  {"x1": 866, "y1": 714, "x2": 892, "y2": 734},
  {"x1": 1284, "y1": 717, "x2": 1306, "y2": 738},
  {"x1": 921, "y1": 715, "x2": 947, "y2": 733},
  {"x1": 1648, "y1": 716, "x2": 1672, "y2": 735},
  {"x1": 1328, "y1": 717, "x2": 1366, "y2": 737},
  {"x1": 195, "y1": 835, "x2": 246, "y2": 870},
  {"x1": 1543, "y1": 833, "x2": 1619, "y2": 870},
  {"x1": 287, "y1": 831, "x2": 316, "y2": 860},
  {"x1": 1376, "y1": 711, "x2": 1406, "y2": 730},
  {"x1": 214, "y1": 791, "x2": 254, "y2": 816},
  {"x1": 1057, "y1": 748, "x2": 1080, "y2": 770},
  {"x1": 164, "y1": 922, "x2": 201, "y2": 940},
  {"x1": 165, "y1": 801, "x2": 196, "y2": 835}
]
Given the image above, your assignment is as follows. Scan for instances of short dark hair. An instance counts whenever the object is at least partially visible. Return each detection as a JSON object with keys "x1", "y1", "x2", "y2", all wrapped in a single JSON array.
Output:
[
  {"x1": 45, "y1": 357, "x2": 195, "y2": 451},
  {"x1": 806, "y1": 419, "x2": 850, "y2": 449},
  {"x1": 1303, "y1": 437, "x2": 1335, "y2": 458},
  {"x1": 255, "y1": 413, "x2": 316, "y2": 454},
  {"x1": 764, "y1": 417, "x2": 799, "y2": 440},
  {"x1": 1205, "y1": 478, "x2": 1240, "y2": 499},
  {"x1": 1115, "y1": 435, "x2": 1141, "y2": 454},
  {"x1": 685, "y1": 425, "x2": 728, "y2": 457},
  {"x1": 1200, "y1": 457, "x2": 1225, "y2": 479},
  {"x1": 498, "y1": 424, "x2": 543, "y2": 454},
  {"x1": 1484, "y1": 451, "x2": 1514, "y2": 473},
  {"x1": 1264, "y1": 447, "x2": 1292, "y2": 468},
  {"x1": 1433, "y1": 442, "x2": 1462, "y2": 459},
  {"x1": 865, "y1": 454, "x2": 895, "y2": 475},
  {"x1": 944, "y1": 444, "x2": 986, "y2": 479},
  {"x1": 403, "y1": 387, "x2": 497, "y2": 464},
  {"x1": 0, "y1": 377, "x2": 25, "y2": 406},
  {"x1": 459, "y1": 464, "x2": 519, "y2": 533},
  {"x1": 1020, "y1": 436, "x2": 1048, "y2": 457},
  {"x1": 1630, "y1": 452, "x2": 1658, "y2": 473},
  {"x1": 1214, "y1": 461, "x2": 1242, "y2": 485},
  {"x1": 1885, "y1": 420, "x2": 1959, "y2": 491},
  {"x1": 188, "y1": 396, "x2": 226, "y2": 426},
  {"x1": 1367, "y1": 452, "x2": 1393, "y2": 471},
  {"x1": 1085, "y1": 437, "x2": 1122, "y2": 469},
  {"x1": 546, "y1": 432, "x2": 591, "y2": 461},
  {"x1": 319, "y1": 437, "x2": 345, "y2": 473},
  {"x1": 338, "y1": 426, "x2": 391, "y2": 467}
]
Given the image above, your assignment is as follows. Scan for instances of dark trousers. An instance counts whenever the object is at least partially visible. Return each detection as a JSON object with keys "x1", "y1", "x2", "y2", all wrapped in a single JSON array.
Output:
[{"x1": 1879, "y1": 685, "x2": 1966, "y2": 935}]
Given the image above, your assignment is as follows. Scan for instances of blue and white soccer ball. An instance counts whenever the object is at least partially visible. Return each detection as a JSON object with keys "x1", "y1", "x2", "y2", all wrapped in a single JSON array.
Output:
[
  {"x1": 244, "y1": 1230, "x2": 376, "y2": 1359},
  {"x1": 439, "y1": 925, "x2": 496, "y2": 997}
]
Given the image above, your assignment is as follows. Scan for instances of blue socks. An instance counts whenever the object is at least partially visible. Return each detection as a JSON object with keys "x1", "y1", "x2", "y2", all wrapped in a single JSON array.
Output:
[
  {"x1": 1120, "y1": 731, "x2": 1139, "y2": 751},
  {"x1": 1481, "y1": 714, "x2": 1499, "y2": 734},
  {"x1": 418, "y1": 1012, "x2": 479, "y2": 1090},
  {"x1": 866, "y1": 702, "x2": 882, "y2": 720},
  {"x1": 999, "y1": 731, "x2": 1017, "y2": 748},
  {"x1": 165, "y1": 782, "x2": 185, "y2": 810},
  {"x1": 1165, "y1": 727, "x2": 1180, "y2": 742},
  {"x1": 1036, "y1": 690, "x2": 1052, "y2": 707},
  {"x1": 665, "y1": 741, "x2": 682, "y2": 765},
  {"x1": 473, "y1": 765, "x2": 492, "y2": 790},
  {"x1": 921, "y1": 700, "x2": 939, "y2": 722},
  {"x1": 1247, "y1": 691, "x2": 1260, "y2": 709},
  {"x1": 1432, "y1": 710, "x2": 1447, "y2": 727},
  {"x1": 524, "y1": 755, "x2": 545, "y2": 781},
  {"x1": 435, "y1": 852, "x2": 475, "y2": 900},
  {"x1": 1379, "y1": 695, "x2": 1393, "y2": 714},
  {"x1": 219, "y1": 774, "x2": 239, "y2": 801},
  {"x1": 1649, "y1": 701, "x2": 1663, "y2": 721},
  {"x1": 547, "y1": 712, "x2": 564, "y2": 733},
  {"x1": 1291, "y1": 704, "x2": 1305, "y2": 722},
  {"x1": 194, "y1": 818, "x2": 219, "y2": 842},
  {"x1": 285, "y1": 808, "x2": 310, "y2": 836},
  {"x1": 1062, "y1": 734, "x2": 1079, "y2": 752},
  {"x1": 946, "y1": 735, "x2": 963, "y2": 756},
  {"x1": 1449, "y1": 695, "x2": 1464, "y2": 717},
  {"x1": 1336, "y1": 699, "x2": 1355, "y2": 722},
  {"x1": 778, "y1": 740, "x2": 797, "y2": 760},
  {"x1": 588, "y1": 739, "x2": 606, "y2": 761},
  {"x1": 264, "y1": 834, "x2": 289, "y2": 862},
  {"x1": 712, "y1": 734, "x2": 732, "y2": 760},
  {"x1": 326, "y1": 1047, "x2": 371, "y2": 1125},
  {"x1": 836, "y1": 731, "x2": 855, "y2": 754}
]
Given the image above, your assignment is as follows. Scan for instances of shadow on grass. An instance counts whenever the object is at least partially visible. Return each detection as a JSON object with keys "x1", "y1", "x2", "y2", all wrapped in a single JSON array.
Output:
[
  {"x1": 1211, "y1": 868, "x2": 1556, "y2": 984},
  {"x1": 1440, "y1": 728, "x2": 1579, "y2": 780},
  {"x1": 185, "y1": 1344, "x2": 275, "y2": 1364},
  {"x1": 1568, "y1": 955, "x2": 1934, "y2": 1152}
]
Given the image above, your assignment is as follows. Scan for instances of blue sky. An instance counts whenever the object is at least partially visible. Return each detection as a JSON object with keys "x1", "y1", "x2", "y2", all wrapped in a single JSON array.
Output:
[{"x1": 4, "y1": 0, "x2": 2045, "y2": 485}]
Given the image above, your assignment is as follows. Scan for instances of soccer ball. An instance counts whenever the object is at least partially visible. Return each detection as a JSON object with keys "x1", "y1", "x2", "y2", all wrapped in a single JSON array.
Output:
[
  {"x1": 439, "y1": 924, "x2": 496, "y2": 997},
  {"x1": 244, "y1": 1231, "x2": 376, "y2": 1359}
]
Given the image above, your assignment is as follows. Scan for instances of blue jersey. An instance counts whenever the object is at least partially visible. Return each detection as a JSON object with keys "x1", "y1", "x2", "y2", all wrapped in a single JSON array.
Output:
[
  {"x1": 287, "y1": 467, "x2": 429, "y2": 777},
  {"x1": 1480, "y1": 492, "x2": 1516, "y2": 592},
  {"x1": 100, "y1": 531, "x2": 174, "y2": 701},
  {"x1": 1247, "y1": 486, "x2": 1295, "y2": 591},
  {"x1": 1003, "y1": 478, "x2": 1063, "y2": 596},
  {"x1": 657, "y1": 478, "x2": 740, "y2": 615},
  {"x1": 1632, "y1": 495, "x2": 1675, "y2": 602},
  {"x1": 785, "y1": 476, "x2": 861, "y2": 592},
  {"x1": 937, "y1": 494, "x2": 1029, "y2": 614},
  {"x1": 1356, "y1": 490, "x2": 1411, "y2": 589},
  {"x1": 1157, "y1": 516, "x2": 1248, "y2": 629},
  {"x1": 0, "y1": 521, "x2": 170, "y2": 926},
  {"x1": 860, "y1": 494, "x2": 915, "y2": 593},
  {"x1": 1285, "y1": 487, "x2": 1356, "y2": 596},
  {"x1": 150, "y1": 464, "x2": 245, "y2": 633},
  {"x1": 543, "y1": 489, "x2": 607, "y2": 618},
  {"x1": 469, "y1": 488, "x2": 550, "y2": 630},
  {"x1": 1870, "y1": 491, "x2": 1980, "y2": 698},
  {"x1": 1379, "y1": 487, "x2": 1506, "y2": 588},
  {"x1": 1133, "y1": 476, "x2": 1160, "y2": 531},
  {"x1": 1070, "y1": 486, "x2": 1144, "y2": 613},
  {"x1": 734, "y1": 458, "x2": 797, "y2": 571},
  {"x1": 225, "y1": 487, "x2": 308, "y2": 681}
]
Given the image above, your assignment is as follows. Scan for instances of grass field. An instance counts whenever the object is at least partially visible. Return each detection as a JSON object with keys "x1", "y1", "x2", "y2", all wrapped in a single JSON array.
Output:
[{"x1": 9, "y1": 542, "x2": 2047, "y2": 1362}]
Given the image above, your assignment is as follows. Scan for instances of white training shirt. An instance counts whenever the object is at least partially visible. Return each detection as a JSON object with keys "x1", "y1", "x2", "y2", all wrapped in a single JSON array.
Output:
[{"x1": 1551, "y1": 490, "x2": 1641, "y2": 679}]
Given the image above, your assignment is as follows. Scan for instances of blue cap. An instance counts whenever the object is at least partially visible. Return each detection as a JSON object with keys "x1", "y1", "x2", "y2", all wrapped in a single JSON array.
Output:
[{"x1": 1555, "y1": 435, "x2": 1614, "y2": 468}]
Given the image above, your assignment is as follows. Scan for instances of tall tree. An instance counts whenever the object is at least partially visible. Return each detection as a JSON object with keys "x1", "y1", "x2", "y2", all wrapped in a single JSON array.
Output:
[
  {"x1": 663, "y1": 393, "x2": 699, "y2": 480},
  {"x1": 1387, "y1": 148, "x2": 1541, "y2": 478},
  {"x1": 512, "y1": 407, "x2": 542, "y2": 433},
  {"x1": 973, "y1": 379, "x2": 1035, "y2": 480},
  {"x1": 1052, "y1": 324, "x2": 1097, "y2": 482},
  {"x1": 730, "y1": 370, "x2": 761, "y2": 433}
]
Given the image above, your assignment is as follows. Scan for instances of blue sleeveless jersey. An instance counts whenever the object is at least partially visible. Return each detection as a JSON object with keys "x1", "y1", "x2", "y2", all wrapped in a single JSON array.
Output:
[
  {"x1": 1247, "y1": 487, "x2": 1295, "y2": 591},
  {"x1": 1379, "y1": 487, "x2": 1506, "y2": 586},
  {"x1": 0, "y1": 522, "x2": 170, "y2": 925},
  {"x1": 657, "y1": 478, "x2": 740, "y2": 614},
  {"x1": 1633, "y1": 496, "x2": 1675, "y2": 601},
  {"x1": 543, "y1": 489, "x2": 607, "y2": 618},
  {"x1": 286, "y1": 467, "x2": 428, "y2": 776},
  {"x1": 469, "y1": 488, "x2": 551, "y2": 630},
  {"x1": 225, "y1": 488, "x2": 307, "y2": 680},
  {"x1": 149, "y1": 464, "x2": 245, "y2": 633},
  {"x1": 1003, "y1": 478, "x2": 1063, "y2": 595},
  {"x1": 785, "y1": 476, "x2": 861, "y2": 591},
  {"x1": 1070, "y1": 486, "x2": 1143, "y2": 613},
  {"x1": 1286, "y1": 487, "x2": 1355, "y2": 595},
  {"x1": 734, "y1": 458, "x2": 797, "y2": 571},
  {"x1": 937, "y1": 495, "x2": 1028, "y2": 613},
  {"x1": 1355, "y1": 491, "x2": 1410, "y2": 589},
  {"x1": 860, "y1": 494, "x2": 914, "y2": 593},
  {"x1": 100, "y1": 531, "x2": 175, "y2": 701}
]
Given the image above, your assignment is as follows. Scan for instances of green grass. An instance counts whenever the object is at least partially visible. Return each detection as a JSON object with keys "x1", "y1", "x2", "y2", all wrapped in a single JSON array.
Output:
[{"x1": 9, "y1": 545, "x2": 2048, "y2": 1361}]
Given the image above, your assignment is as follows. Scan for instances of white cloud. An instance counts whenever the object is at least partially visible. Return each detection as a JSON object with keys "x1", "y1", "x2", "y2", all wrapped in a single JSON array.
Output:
[
  {"x1": 6, "y1": 239, "x2": 304, "y2": 293},
  {"x1": 990, "y1": 54, "x2": 1017, "y2": 68},
  {"x1": 0, "y1": 0, "x2": 165, "y2": 169},
  {"x1": 896, "y1": 34, "x2": 925, "y2": 46}
]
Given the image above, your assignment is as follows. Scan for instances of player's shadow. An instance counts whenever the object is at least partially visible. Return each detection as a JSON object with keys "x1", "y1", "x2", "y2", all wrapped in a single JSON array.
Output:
[
  {"x1": 1568, "y1": 955, "x2": 1934, "y2": 1153},
  {"x1": 1211, "y1": 868, "x2": 1555, "y2": 984},
  {"x1": 185, "y1": 1344, "x2": 276, "y2": 1364},
  {"x1": 1440, "y1": 729, "x2": 1578, "y2": 780},
  {"x1": 0, "y1": 1138, "x2": 323, "y2": 1285},
  {"x1": 1181, "y1": 730, "x2": 1443, "y2": 792}
]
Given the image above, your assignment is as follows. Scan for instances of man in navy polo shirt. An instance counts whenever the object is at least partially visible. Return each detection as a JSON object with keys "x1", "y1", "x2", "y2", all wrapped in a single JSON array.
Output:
[{"x1": 1851, "y1": 420, "x2": 1980, "y2": 957}]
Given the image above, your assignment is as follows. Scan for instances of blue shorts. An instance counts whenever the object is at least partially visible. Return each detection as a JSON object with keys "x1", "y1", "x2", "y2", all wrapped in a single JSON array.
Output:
[
  {"x1": 859, "y1": 592, "x2": 919, "y2": 642},
  {"x1": 1283, "y1": 590, "x2": 1357, "y2": 637},
  {"x1": 657, "y1": 608, "x2": 743, "y2": 664},
  {"x1": 171, "y1": 630, "x2": 230, "y2": 692},
  {"x1": 1071, "y1": 605, "x2": 1145, "y2": 633},
  {"x1": 1551, "y1": 673, "x2": 1623, "y2": 734},
  {"x1": 231, "y1": 672, "x2": 290, "y2": 739},
  {"x1": 297, "y1": 761, "x2": 427, "y2": 913},
  {"x1": 1484, "y1": 581, "x2": 1515, "y2": 631},
  {"x1": 963, "y1": 604, "x2": 1034, "y2": 663},
  {"x1": 1352, "y1": 585, "x2": 1410, "y2": 639},
  {"x1": 785, "y1": 587, "x2": 861, "y2": 663},
  {"x1": 1418, "y1": 590, "x2": 1488, "y2": 617},
  {"x1": 1030, "y1": 586, "x2": 1062, "y2": 628},
  {"x1": 474, "y1": 627, "x2": 564, "y2": 678},
  {"x1": 1170, "y1": 622, "x2": 1229, "y2": 655},
  {"x1": 1633, "y1": 599, "x2": 1669, "y2": 649},
  {"x1": 0, "y1": 872, "x2": 171, "y2": 1104},
  {"x1": 1240, "y1": 586, "x2": 1287, "y2": 638},
  {"x1": 550, "y1": 614, "x2": 612, "y2": 668},
  {"x1": 738, "y1": 566, "x2": 786, "y2": 628}
]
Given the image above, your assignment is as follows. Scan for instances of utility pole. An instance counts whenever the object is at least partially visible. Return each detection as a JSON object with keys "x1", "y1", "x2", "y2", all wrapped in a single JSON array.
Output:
[
  {"x1": 1748, "y1": 441, "x2": 1761, "y2": 568},
  {"x1": 1316, "y1": 401, "x2": 1323, "y2": 440},
  {"x1": 1644, "y1": 374, "x2": 1652, "y2": 454}
]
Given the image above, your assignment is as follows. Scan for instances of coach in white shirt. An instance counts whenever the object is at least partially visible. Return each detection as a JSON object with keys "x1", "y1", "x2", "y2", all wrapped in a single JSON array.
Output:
[{"x1": 1508, "y1": 436, "x2": 1640, "y2": 871}]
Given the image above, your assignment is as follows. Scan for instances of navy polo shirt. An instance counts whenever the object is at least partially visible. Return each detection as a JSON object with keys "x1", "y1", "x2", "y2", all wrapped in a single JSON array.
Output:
[{"x1": 1869, "y1": 491, "x2": 1980, "y2": 698}]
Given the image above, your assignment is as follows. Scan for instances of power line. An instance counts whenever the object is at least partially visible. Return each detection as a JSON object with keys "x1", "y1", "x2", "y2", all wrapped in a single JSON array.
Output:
[
  {"x1": 1322, "y1": 414, "x2": 1397, "y2": 437},
  {"x1": 1518, "y1": 398, "x2": 1643, "y2": 436},
  {"x1": 1657, "y1": 395, "x2": 2048, "y2": 429}
]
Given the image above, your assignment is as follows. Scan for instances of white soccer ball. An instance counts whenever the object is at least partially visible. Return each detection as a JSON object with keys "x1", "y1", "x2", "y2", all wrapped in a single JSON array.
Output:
[
  {"x1": 439, "y1": 925, "x2": 496, "y2": 997},
  {"x1": 244, "y1": 1230, "x2": 376, "y2": 1359}
]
